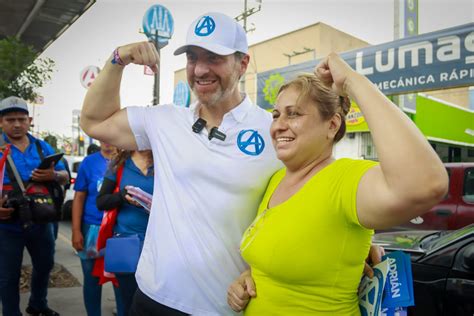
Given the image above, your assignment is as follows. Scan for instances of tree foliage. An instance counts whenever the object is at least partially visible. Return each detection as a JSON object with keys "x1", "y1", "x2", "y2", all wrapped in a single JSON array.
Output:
[
  {"x1": 0, "y1": 37, "x2": 55, "y2": 102},
  {"x1": 43, "y1": 134, "x2": 58, "y2": 152}
]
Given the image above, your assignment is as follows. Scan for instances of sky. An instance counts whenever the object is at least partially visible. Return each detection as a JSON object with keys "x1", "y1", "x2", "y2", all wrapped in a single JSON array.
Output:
[{"x1": 35, "y1": 0, "x2": 473, "y2": 137}]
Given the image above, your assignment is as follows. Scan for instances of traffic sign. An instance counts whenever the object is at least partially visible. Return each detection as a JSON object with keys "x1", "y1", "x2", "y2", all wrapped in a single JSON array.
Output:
[
  {"x1": 173, "y1": 81, "x2": 191, "y2": 107},
  {"x1": 80, "y1": 66, "x2": 100, "y2": 89},
  {"x1": 143, "y1": 4, "x2": 174, "y2": 46}
]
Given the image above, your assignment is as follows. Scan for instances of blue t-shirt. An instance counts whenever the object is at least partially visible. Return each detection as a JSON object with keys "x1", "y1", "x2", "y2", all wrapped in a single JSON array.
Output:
[
  {"x1": 105, "y1": 158, "x2": 154, "y2": 237},
  {"x1": 0, "y1": 134, "x2": 66, "y2": 231},
  {"x1": 74, "y1": 151, "x2": 111, "y2": 225}
]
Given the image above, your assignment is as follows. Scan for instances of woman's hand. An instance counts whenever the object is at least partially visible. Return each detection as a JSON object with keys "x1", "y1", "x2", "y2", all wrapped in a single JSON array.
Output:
[
  {"x1": 124, "y1": 193, "x2": 141, "y2": 207},
  {"x1": 314, "y1": 52, "x2": 358, "y2": 97},
  {"x1": 72, "y1": 230, "x2": 84, "y2": 252},
  {"x1": 363, "y1": 244, "x2": 386, "y2": 278},
  {"x1": 227, "y1": 269, "x2": 256, "y2": 312}
]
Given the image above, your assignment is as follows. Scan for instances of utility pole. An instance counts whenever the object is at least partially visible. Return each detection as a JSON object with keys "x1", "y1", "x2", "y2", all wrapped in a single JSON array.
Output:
[
  {"x1": 153, "y1": 29, "x2": 161, "y2": 105},
  {"x1": 142, "y1": 5, "x2": 174, "y2": 105},
  {"x1": 235, "y1": 0, "x2": 262, "y2": 33},
  {"x1": 235, "y1": 0, "x2": 263, "y2": 94}
]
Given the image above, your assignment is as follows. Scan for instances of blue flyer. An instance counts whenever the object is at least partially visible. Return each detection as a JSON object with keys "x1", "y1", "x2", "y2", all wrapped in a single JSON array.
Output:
[{"x1": 381, "y1": 251, "x2": 415, "y2": 309}]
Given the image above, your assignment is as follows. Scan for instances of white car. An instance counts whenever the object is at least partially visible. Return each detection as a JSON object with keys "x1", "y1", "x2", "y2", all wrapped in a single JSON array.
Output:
[{"x1": 61, "y1": 155, "x2": 84, "y2": 220}]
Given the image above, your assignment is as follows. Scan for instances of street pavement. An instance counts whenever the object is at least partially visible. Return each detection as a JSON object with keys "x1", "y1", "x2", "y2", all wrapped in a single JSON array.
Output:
[{"x1": 0, "y1": 222, "x2": 118, "y2": 316}]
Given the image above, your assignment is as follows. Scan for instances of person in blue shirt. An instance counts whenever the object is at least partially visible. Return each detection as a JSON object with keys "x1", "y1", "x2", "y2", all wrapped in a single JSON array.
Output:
[
  {"x1": 0, "y1": 96, "x2": 69, "y2": 316},
  {"x1": 96, "y1": 149, "x2": 154, "y2": 316},
  {"x1": 71, "y1": 142, "x2": 123, "y2": 316}
]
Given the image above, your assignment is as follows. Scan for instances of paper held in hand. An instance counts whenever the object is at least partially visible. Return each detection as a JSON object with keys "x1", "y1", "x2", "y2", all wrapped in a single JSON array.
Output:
[
  {"x1": 125, "y1": 185, "x2": 152, "y2": 212},
  {"x1": 359, "y1": 250, "x2": 415, "y2": 316}
]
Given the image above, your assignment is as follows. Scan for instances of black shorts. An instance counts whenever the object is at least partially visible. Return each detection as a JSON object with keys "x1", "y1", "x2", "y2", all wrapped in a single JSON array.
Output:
[{"x1": 129, "y1": 288, "x2": 189, "y2": 316}]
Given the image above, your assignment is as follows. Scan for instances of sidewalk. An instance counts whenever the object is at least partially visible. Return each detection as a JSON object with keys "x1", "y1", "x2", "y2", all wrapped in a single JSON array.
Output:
[{"x1": 1, "y1": 222, "x2": 118, "y2": 316}]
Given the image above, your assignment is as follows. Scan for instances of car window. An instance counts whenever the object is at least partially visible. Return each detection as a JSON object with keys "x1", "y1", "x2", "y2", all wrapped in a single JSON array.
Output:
[{"x1": 463, "y1": 168, "x2": 474, "y2": 203}]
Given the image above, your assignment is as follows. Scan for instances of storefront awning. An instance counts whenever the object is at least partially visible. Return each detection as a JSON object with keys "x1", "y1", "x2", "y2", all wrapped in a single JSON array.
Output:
[{"x1": 0, "y1": 0, "x2": 95, "y2": 54}]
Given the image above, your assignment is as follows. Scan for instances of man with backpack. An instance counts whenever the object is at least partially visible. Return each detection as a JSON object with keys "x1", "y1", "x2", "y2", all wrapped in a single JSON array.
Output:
[{"x1": 0, "y1": 96, "x2": 69, "y2": 316}]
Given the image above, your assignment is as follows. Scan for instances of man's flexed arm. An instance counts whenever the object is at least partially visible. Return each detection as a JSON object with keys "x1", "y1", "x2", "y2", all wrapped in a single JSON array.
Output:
[{"x1": 80, "y1": 42, "x2": 160, "y2": 150}]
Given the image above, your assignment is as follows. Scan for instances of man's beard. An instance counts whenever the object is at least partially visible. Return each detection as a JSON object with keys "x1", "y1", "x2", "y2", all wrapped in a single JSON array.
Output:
[
  {"x1": 192, "y1": 72, "x2": 239, "y2": 108},
  {"x1": 193, "y1": 85, "x2": 225, "y2": 108}
]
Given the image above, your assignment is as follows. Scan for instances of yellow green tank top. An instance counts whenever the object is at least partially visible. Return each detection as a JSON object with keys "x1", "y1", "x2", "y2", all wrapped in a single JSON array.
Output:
[{"x1": 240, "y1": 158, "x2": 377, "y2": 315}]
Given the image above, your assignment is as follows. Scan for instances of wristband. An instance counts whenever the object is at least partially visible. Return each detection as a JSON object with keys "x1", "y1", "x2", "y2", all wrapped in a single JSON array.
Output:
[{"x1": 111, "y1": 48, "x2": 125, "y2": 66}]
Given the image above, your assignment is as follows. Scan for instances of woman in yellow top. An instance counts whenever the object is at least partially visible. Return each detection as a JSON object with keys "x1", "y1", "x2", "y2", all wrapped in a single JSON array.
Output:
[{"x1": 227, "y1": 53, "x2": 448, "y2": 315}]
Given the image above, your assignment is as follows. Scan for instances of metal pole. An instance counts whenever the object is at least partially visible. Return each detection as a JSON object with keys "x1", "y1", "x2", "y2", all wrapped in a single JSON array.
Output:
[
  {"x1": 243, "y1": 0, "x2": 248, "y2": 32},
  {"x1": 153, "y1": 30, "x2": 160, "y2": 105}
]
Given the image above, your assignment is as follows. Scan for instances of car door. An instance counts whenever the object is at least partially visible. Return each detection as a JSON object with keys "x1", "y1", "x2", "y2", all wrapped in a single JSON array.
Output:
[
  {"x1": 409, "y1": 261, "x2": 450, "y2": 315},
  {"x1": 401, "y1": 167, "x2": 457, "y2": 231},
  {"x1": 444, "y1": 240, "x2": 474, "y2": 315},
  {"x1": 454, "y1": 167, "x2": 474, "y2": 229},
  {"x1": 409, "y1": 238, "x2": 466, "y2": 316}
]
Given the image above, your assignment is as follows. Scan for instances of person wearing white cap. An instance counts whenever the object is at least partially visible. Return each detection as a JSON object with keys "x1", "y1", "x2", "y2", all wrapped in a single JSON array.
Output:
[
  {"x1": 0, "y1": 96, "x2": 69, "y2": 316},
  {"x1": 80, "y1": 12, "x2": 383, "y2": 315}
]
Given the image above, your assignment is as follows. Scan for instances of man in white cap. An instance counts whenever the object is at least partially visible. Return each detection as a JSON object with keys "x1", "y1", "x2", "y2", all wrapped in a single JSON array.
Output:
[
  {"x1": 81, "y1": 12, "x2": 381, "y2": 315},
  {"x1": 0, "y1": 96, "x2": 68, "y2": 316}
]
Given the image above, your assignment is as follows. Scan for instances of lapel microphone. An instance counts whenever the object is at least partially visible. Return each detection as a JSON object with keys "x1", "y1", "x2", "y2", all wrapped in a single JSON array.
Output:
[
  {"x1": 192, "y1": 117, "x2": 226, "y2": 141},
  {"x1": 192, "y1": 118, "x2": 207, "y2": 133},
  {"x1": 209, "y1": 127, "x2": 226, "y2": 141}
]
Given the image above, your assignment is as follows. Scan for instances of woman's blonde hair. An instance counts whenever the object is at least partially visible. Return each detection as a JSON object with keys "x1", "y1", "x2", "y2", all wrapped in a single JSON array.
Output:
[{"x1": 277, "y1": 73, "x2": 351, "y2": 142}]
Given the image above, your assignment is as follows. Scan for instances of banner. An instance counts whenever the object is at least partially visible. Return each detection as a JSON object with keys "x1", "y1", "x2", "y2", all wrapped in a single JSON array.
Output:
[{"x1": 257, "y1": 23, "x2": 474, "y2": 109}]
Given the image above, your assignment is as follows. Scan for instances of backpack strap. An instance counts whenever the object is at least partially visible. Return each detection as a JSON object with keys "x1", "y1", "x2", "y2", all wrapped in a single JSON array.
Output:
[{"x1": 34, "y1": 140, "x2": 45, "y2": 160}]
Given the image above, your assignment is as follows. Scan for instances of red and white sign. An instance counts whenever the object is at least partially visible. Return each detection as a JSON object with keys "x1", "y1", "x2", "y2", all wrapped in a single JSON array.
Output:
[{"x1": 80, "y1": 66, "x2": 100, "y2": 89}]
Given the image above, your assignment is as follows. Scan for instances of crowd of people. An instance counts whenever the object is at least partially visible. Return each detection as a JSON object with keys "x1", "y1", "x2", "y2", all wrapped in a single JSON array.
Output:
[{"x1": 0, "y1": 11, "x2": 447, "y2": 316}]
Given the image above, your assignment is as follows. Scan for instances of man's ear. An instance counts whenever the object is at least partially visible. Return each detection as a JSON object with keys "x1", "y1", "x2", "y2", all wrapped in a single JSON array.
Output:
[{"x1": 239, "y1": 54, "x2": 250, "y2": 76}]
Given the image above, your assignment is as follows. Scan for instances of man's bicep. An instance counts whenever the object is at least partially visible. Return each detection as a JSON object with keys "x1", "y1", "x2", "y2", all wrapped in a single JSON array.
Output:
[{"x1": 85, "y1": 109, "x2": 138, "y2": 150}]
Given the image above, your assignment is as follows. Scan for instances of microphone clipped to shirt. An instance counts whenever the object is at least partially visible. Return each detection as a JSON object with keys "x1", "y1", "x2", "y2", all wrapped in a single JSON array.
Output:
[{"x1": 192, "y1": 118, "x2": 226, "y2": 141}]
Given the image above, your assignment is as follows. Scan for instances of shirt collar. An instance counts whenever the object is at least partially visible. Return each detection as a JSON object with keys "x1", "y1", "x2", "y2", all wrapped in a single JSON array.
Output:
[{"x1": 227, "y1": 94, "x2": 253, "y2": 123}]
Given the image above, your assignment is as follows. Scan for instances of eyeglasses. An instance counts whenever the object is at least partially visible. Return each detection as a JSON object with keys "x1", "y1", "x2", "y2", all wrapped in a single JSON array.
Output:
[{"x1": 240, "y1": 208, "x2": 269, "y2": 254}]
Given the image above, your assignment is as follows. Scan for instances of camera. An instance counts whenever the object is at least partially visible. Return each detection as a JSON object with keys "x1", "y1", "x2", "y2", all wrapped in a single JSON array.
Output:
[{"x1": 4, "y1": 196, "x2": 33, "y2": 228}]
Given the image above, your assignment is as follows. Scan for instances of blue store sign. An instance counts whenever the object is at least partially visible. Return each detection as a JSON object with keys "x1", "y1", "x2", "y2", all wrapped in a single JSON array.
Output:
[
  {"x1": 143, "y1": 4, "x2": 174, "y2": 46},
  {"x1": 173, "y1": 81, "x2": 191, "y2": 107},
  {"x1": 257, "y1": 23, "x2": 474, "y2": 109}
]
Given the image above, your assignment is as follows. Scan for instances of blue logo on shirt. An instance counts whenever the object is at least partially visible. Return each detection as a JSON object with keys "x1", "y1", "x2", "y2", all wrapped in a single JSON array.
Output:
[
  {"x1": 195, "y1": 16, "x2": 215, "y2": 36},
  {"x1": 237, "y1": 130, "x2": 265, "y2": 156},
  {"x1": 97, "y1": 178, "x2": 103, "y2": 192}
]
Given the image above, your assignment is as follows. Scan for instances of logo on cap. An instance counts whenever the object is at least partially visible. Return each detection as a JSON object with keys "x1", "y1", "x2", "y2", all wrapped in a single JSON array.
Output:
[{"x1": 195, "y1": 16, "x2": 216, "y2": 37}]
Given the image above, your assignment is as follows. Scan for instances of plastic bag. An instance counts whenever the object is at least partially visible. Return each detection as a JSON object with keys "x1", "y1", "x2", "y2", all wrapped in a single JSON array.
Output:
[{"x1": 77, "y1": 224, "x2": 101, "y2": 259}]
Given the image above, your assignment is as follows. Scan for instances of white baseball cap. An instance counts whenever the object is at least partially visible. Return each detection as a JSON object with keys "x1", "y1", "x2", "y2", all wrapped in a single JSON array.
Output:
[
  {"x1": 0, "y1": 96, "x2": 29, "y2": 115},
  {"x1": 174, "y1": 12, "x2": 248, "y2": 56}
]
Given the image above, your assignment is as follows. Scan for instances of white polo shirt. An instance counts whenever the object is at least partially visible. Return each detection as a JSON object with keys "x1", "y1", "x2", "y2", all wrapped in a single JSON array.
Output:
[{"x1": 127, "y1": 96, "x2": 282, "y2": 315}]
